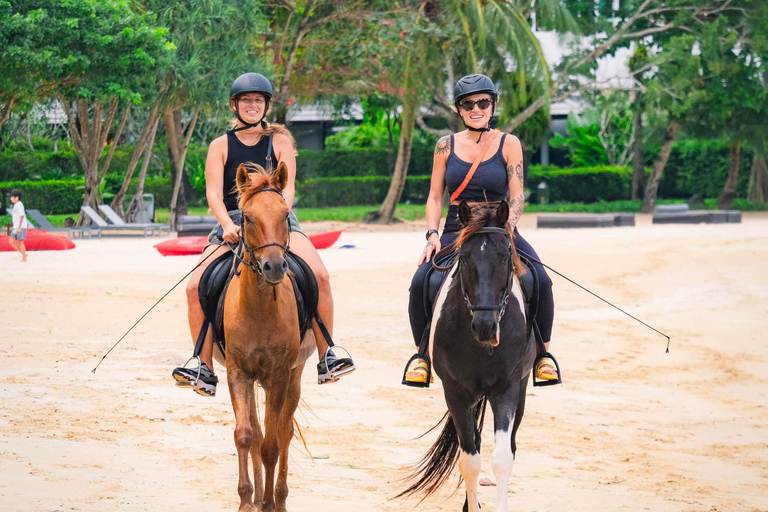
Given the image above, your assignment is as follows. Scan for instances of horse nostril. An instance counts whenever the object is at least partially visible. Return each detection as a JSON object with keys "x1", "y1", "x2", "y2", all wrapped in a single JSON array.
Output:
[
  {"x1": 262, "y1": 261, "x2": 272, "y2": 273},
  {"x1": 281, "y1": 260, "x2": 289, "y2": 273}
]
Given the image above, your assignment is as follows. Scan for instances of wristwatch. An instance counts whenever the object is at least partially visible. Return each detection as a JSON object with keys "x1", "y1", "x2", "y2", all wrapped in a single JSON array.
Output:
[{"x1": 425, "y1": 229, "x2": 439, "y2": 240}]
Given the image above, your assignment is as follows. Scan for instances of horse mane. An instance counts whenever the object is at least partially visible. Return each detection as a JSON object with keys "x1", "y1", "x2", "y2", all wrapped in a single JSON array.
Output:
[
  {"x1": 237, "y1": 162, "x2": 282, "y2": 209},
  {"x1": 453, "y1": 203, "x2": 525, "y2": 277}
]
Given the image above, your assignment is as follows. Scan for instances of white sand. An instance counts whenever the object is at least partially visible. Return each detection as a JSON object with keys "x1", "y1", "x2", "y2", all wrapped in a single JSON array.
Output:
[{"x1": 1, "y1": 213, "x2": 766, "y2": 511}]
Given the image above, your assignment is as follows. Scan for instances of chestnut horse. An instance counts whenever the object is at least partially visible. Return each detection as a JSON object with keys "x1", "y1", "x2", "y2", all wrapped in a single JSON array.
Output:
[{"x1": 223, "y1": 162, "x2": 315, "y2": 512}]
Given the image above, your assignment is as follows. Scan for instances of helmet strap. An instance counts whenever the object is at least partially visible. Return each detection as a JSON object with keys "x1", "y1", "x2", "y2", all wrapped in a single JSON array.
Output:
[
  {"x1": 232, "y1": 98, "x2": 270, "y2": 133},
  {"x1": 459, "y1": 101, "x2": 496, "y2": 143}
]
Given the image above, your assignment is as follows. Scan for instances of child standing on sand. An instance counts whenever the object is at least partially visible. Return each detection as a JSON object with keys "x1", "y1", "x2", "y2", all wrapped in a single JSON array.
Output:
[{"x1": 9, "y1": 190, "x2": 28, "y2": 262}]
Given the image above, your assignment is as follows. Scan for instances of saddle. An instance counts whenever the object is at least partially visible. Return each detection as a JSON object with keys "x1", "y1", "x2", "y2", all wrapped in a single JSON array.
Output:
[
  {"x1": 196, "y1": 248, "x2": 318, "y2": 358},
  {"x1": 408, "y1": 248, "x2": 559, "y2": 388},
  {"x1": 422, "y1": 249, "x2": 539, "y2": 333}
]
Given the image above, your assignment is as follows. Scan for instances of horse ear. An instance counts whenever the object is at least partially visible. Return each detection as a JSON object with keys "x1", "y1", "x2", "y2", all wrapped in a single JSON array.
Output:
[
  {"x1": 274, "y1": 161, "x2": 289, "y2": 191},
  {"x1": 458, "y1": 201, "x2": 473, "y2": 226},
  {"x1": 236, "y1": 164, "x2": 250, "y2": 193},
  {"x1": 497, "y1": 201, "x2": 509, "y2": 225}
]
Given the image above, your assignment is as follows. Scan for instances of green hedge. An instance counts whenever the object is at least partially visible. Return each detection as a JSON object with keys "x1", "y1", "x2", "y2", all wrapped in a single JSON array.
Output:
[
  {"x1": 0, "y1": 177, "x2": 174, "y2": 214},
  {"x1": 296, "y1": 176, "x2": 431, "y2": 207},
  {"x1": 650, "y1": 139, "x2": 752, "y2": 199},
  {"x1": 0, "y1": 179, "x2": 84, "y2": 214},
  {"x1": 295, "y1": 146, "x2": 434, "y2": 179},
  {"x1": 528, "y1": 165, "x2": 632, "y2": 202}
]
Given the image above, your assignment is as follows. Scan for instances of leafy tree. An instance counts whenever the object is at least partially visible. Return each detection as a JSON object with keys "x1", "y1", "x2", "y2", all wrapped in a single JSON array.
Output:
[{"x1": 15, "y1": 0, "x2": 174, "y2": 221}]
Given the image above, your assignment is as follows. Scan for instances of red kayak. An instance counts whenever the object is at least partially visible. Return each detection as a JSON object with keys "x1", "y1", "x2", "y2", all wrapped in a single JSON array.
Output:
[
  {"x1": 154, "y1": 229, "x2": 345, "y2": 256},
  {"x1": 0, "y1": 229, "x2": 75, "y2": 251}
]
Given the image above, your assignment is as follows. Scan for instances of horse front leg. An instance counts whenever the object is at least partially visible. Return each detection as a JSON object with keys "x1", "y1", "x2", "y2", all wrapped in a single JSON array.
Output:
[
  {"x1": 260, "y1": 372, "x2": 290, "y2": 512},
  {"x1": 443, "y1": 380, "x2": 482, "y2": 512},
  {"x1": 488, "y1": 383, "x2": 523, "y2": 512},
  {"x1": 274, "y1": 365, "x2": 303, "y2": 512},
  {"x1": 228, "y1": 368, "x2": 257, "y2": 512},
  {"x1": 249, "y1": 386, "x2": 265, "y2": 508}
]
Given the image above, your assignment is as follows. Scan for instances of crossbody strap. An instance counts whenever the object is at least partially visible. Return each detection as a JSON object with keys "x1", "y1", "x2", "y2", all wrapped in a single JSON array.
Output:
[{"x1": 450, "y1": 129, "x2": 501, "y2": 203}]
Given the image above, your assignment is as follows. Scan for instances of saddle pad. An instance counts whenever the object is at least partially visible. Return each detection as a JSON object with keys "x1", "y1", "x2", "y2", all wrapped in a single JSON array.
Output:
[{"x1": 198, "y1": 249, "x2": 318, "y2": 356}]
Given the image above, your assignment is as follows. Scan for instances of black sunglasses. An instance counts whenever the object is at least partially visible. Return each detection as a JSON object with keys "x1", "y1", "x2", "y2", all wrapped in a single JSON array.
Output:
[{"x1": 459, "y1": 98, "x2": 493, "y2": 111}]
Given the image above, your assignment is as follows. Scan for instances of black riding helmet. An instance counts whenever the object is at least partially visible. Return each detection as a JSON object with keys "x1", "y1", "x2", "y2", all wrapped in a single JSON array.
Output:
[
  {"x1": 230, "y1": 73, "x2": 274, "y2": 131},
  {"x1": 454, "y1": 74, "x2": 498, "y2": 142}
]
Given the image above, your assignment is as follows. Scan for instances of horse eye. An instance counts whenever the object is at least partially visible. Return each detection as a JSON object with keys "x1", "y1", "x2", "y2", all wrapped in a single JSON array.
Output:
[{"x1": 243, "y1": 215, "x2": 250, "y2": 223}]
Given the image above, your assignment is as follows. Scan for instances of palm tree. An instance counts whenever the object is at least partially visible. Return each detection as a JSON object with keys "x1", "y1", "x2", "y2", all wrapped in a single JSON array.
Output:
[{"x1": 371, "y1": 0, "x2": 576, "y2": 224}]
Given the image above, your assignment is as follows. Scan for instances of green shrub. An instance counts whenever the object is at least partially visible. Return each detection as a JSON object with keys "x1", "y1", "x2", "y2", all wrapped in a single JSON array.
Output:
[
  {"x1": 296, "y1": 176, "x2": 431, "y2": 207},
  {"x1": 295, "y1": 147, "x2": 434, "y2": 179},
  {"x1": 528, "y1": 166, "x2": 632, "y2": 202},
  {"x1": 0, "y1": 179, "x2": 85, "y2": 214},
  {"x1": 651, "y1": 139, "x2": 752, "y2": 199}
]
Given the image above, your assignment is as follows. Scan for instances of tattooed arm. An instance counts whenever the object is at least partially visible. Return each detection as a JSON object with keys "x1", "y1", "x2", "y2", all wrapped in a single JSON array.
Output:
[
  {"x1": 503, "y1": 135, "x2": 525, "y2": 229},
  {"x1": 419, "y1": 135, "x2": 450, "y2": 264}
]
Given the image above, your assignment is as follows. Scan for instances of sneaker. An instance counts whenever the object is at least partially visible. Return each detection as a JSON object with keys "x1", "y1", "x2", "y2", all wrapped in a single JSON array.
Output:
[
  {"x1": 317, "y1": 349, "x2": 356, "y2": 385},
  {"x1": 172, "y1": 362, "x2": 219, "y2": 397}
]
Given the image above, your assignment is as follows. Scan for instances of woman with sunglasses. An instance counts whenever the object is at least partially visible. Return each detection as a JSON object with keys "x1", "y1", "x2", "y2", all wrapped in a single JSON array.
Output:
[{"x1": 403, "y1": 73, "x2": 559, "y2": 386}]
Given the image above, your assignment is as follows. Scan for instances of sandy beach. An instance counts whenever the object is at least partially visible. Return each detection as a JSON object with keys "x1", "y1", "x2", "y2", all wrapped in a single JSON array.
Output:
[{"x1": 1, "y1": 212, "x2": 766, "y2": 512}]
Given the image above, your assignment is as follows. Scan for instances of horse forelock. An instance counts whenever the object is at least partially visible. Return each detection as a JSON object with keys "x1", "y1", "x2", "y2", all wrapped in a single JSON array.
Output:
[
  {"x1": 238, "y1": 164, "x2": 282, "y2": 210},
  {"x1": 455, "y1": 203, "x2": 524, "y2": 277}
]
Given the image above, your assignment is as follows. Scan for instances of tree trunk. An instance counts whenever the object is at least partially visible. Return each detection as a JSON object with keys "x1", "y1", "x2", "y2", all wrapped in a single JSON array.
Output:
[
  {"x1": 747, "y1": 150, "x2": 768, "y2": 204},
  {"x1": 126, "y1": 115, "x2": 161, "y2": 222},
  {"x1": 631, "y1": 97, "x2": 646, "y2": 200},
  {"x1": 717, "y1": 140, "x2": 742, "y2": 210},
  {"x1": 167, "y1": 106, "x2": 200, "y2": 230},
  {"x1": 0, "y1": 94, "x2": 16, "y2": 131},
  {"x1": 368, "y1": 87, "x2": 417, "y2": 224},
  {"x1": 642, "y1": 120, "x2": 678, "y2": 213},
  {"x1": 111, "y1": 99, "x2": 162, "y2": 218}
]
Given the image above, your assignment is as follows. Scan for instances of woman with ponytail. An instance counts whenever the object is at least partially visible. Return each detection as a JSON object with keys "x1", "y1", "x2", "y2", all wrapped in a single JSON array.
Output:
[{"x1": 172, "y1": 73, "x2": 355, "y2": 397}]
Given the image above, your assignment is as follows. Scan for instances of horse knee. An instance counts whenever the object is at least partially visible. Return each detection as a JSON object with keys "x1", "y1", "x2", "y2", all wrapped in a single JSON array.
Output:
[
  {"x1": 261, "y1": 440, "x2": 279, "y2": 467},
  {"x1": 235, "y1": 425, "x2": 253, "y2": 452}
]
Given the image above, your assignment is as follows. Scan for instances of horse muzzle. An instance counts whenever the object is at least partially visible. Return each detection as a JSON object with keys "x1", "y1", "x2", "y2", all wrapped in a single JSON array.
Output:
[
  {"x1": 260, "y1": 256, "x2": 289, "y2": 285},
  {"x1": 471, "y1": 312, "x2": 499, "y2": 346}
]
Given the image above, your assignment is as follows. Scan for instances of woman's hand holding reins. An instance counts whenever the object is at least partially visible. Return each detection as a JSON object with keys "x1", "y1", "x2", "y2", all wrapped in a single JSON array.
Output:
[
  {"x1": 419, "y1": 235, "x2": 441, "y2": 265},
  {"x1": 222, "y1": 221, "x2": 241, "y2": 244}
]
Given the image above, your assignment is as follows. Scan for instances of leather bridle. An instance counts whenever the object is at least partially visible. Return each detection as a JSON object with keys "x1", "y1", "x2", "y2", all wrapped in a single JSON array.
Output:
[
  {"x1": 229, "y1": 187, "x2": 291, "y2": 278},
  {"x1": 456, "y1": 226, "x2": 514, "y2": 320}
]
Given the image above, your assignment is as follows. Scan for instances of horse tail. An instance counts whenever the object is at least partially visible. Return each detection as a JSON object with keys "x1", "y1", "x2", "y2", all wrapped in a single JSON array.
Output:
[{"x1": 396, "y1": 398, "x2": 488, "y2": 501}]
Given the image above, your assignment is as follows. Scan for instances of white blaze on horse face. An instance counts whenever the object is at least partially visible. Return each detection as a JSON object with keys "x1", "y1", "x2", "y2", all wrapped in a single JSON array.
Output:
[
  {"x1": 480, "y1": 240, "x2": 487, "y2": 252},
  {"x1": 511, "y1": 275, "x2": 526, "y2": 320},
  {"x1": 458, "y1": 450, "x2": 482, "y2": 512},
  {"x1": 491, "y1": 423, "x2": 515, "y2": 512}
]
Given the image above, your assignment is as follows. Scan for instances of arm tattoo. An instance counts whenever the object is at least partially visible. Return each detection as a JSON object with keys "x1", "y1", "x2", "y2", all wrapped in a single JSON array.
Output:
[
  {"x1": 435, "y1": 136, "x2": 450, "y2": 156},
  {"x1": 508, "y1": 194, "x2": 524, "y2": 229},
  {"x1": 506, "y1": 161, "x2": 524, "y2": 187}
]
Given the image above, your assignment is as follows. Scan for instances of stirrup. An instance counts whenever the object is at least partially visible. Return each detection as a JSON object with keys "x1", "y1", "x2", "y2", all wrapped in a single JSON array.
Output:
[
  {"x1": 532, "y1": 351, "x2": 562, "y2": 387},
  {"x1": 321, "y1": 345, "x2": 356, "y2": 383},
  {"x1": 176, "y1": 355, "x2": 203, "y2": 387},
  {"x1": 401, "y1": 353, "x2": 433, "y2": 388}
]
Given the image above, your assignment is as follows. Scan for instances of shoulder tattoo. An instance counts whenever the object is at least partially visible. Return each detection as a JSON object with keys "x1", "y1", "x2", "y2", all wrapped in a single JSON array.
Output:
[{"x1": 435, "y1": 136, "x2": 450, "y2": 156}]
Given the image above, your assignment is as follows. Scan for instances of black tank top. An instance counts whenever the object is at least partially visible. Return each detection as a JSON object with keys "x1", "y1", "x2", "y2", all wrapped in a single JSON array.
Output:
[
  {"x1": 445, "y1": 133, "x2": 509, "y2": 202},
  {"x1": 222, "y1": 131, "x2": 274, "y2": 211}
]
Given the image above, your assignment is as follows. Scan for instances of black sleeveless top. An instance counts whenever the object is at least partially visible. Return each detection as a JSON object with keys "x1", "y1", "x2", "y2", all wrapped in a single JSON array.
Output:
[
  {"x1": 445, "y1": 133, "x2": 509, "y2": 202},
  {"x1": 222, "y1": 131, "x2": 274, "y2": 211}
]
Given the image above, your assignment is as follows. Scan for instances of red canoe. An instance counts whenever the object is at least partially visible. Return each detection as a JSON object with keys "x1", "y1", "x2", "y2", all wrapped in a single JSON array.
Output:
[
  {"x1": 154, "y1": 229, "x2": 345, "y2": 256},
  {"x1": 0, "y1": 229, "x2": 75, "y2": 252}
]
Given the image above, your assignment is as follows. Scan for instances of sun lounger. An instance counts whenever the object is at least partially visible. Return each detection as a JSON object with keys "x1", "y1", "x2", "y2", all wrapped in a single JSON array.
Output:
[
  {"x1": 25, "y1": 209, "x2": 101, "y2": 239},
  {"x1": 81, "y1": 205, "x2": 164, "y2": 236},
  {"x1": 95, "y1": 204, "x2": 170, "y2": 236},
  {"x1": 537, "y1": 213, "x2": 635, "y2": 229}
]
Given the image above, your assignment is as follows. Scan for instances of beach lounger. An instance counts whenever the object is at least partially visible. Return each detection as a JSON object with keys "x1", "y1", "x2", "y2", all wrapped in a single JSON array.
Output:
[
  {"x1": 26, "y1": 209, "x2": 101, "y2": 239},
  {"x1": 96, "y1": 204, "x2": 170, "y2": 236},
  {"x1": 81, "y1": 205, "x2": 163, "y2": 237}
]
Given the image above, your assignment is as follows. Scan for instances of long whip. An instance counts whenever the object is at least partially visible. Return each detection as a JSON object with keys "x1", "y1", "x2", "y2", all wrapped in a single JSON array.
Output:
[
  {"x1": 91, "y1": 249, "x2": 220, "y2": 373},
  {"x1": 517, "y1": 249, "x2": 671, "y2": 353}
]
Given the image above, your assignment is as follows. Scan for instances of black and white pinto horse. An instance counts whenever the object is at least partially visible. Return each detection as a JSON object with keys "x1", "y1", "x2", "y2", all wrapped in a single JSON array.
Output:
[{"x1": 400, "y1": 201, "x2": 536, "y2": 512}]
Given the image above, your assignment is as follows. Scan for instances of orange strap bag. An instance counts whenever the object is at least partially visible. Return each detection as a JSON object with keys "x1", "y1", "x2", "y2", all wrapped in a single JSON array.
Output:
[{"x1": 450, "y1": 129, "x2": 501, "y2": 203}]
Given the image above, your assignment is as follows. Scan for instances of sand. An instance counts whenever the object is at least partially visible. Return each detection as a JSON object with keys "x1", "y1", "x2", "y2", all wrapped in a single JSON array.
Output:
[{"x1": 1, "y1": 213, "x2": 766, "y2": 512}]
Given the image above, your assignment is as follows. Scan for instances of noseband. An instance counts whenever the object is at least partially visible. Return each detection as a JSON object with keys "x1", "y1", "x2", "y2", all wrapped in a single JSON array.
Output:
[
  {"x1": 457, "y1": 226, "x2": 514, "y2": 320},
  {"x1": 232, "y1": 187, "x2": 291, "y2": 278}
]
